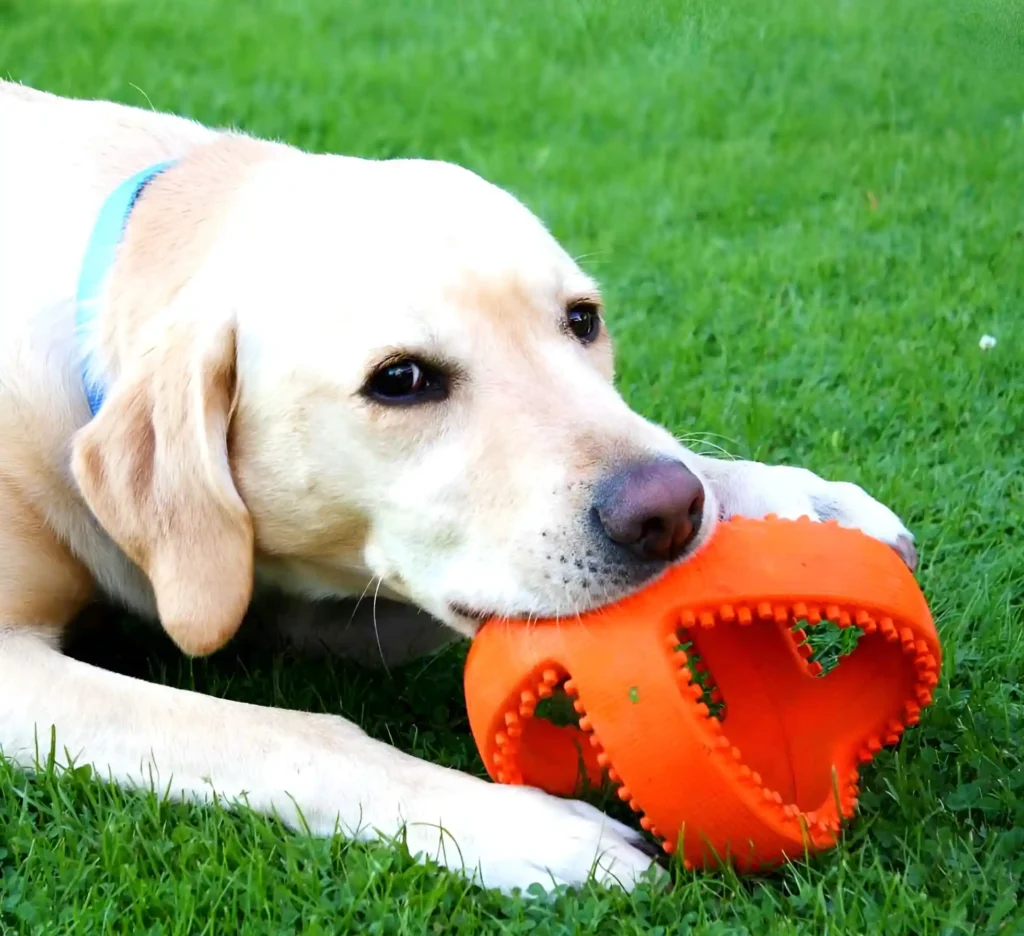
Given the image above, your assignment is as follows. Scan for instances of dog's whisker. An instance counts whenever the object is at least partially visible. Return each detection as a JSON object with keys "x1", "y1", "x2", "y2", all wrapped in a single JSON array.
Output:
[
  {"x1": 571, "y1": 249, "x2": 612, "y2": 265},
  {"x1": 370, "y1": 576, "x2": 391, "y2": 677},
  {"x1": 675, "y1": 433, "x2": 741, "y2": 460},
  {"x1": 346, "y1": 576, "x2": 379, "y2": 629}
]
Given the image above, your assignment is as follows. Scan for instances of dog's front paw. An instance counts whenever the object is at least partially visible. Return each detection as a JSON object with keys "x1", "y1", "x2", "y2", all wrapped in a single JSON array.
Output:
[
  {"x1": 698, "y1": 459, "x2": 917, "y2": 570},
  {"x1": 403, "y1": 781, "x2": 661, "y2": 894}
]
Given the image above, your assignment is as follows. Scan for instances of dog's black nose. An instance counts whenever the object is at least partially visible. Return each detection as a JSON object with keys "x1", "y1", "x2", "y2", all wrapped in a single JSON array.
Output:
[{"x1": 594, "y1": 459, "x2": 705, "y2": 562}]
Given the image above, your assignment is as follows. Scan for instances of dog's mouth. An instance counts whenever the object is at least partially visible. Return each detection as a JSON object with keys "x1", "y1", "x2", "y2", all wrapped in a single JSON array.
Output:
[
  {"x1": 450, "y1": 602, "x2": 562, "y2": 627},
  {"x1": 449, "y1": 582, "x2": 651, "y2": 628},
  {"x1": 449, "y1": 602, "x2": 502, "y2": 624}
]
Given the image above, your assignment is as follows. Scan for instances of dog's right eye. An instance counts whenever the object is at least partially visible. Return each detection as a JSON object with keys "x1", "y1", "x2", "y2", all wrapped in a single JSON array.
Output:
[{"x1": 364, "y1": 357, "x2": 449, "y2": 405}]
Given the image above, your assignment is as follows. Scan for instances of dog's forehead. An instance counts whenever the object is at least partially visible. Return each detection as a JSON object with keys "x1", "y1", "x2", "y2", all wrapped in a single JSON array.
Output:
[
  {"x1": 246, "y1": 155, "x2": 587, "y2": 280},
  {"x1": 236, "y1": 154, "x2": 598, "y2": 358}
]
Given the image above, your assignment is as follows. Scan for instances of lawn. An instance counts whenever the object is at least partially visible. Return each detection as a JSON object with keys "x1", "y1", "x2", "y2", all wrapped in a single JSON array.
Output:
[{"x1": 1, "y1": 0, "x2": 1022, "y2": 932}]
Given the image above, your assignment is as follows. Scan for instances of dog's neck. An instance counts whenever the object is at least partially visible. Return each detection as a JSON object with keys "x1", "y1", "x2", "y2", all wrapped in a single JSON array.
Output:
[{"x1": 76, "y1": 161, "x2": 177, "y2": 417}]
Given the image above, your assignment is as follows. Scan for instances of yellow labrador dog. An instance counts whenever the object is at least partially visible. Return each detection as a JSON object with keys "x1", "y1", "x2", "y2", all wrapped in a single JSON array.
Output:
[{"x1": 0, "y1": 81, "x2": 917, "y2": 892}]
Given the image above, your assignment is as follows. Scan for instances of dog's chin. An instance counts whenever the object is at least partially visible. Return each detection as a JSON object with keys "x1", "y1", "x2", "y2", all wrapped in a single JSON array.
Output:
[
  {"x1": 448, "y1": 602, "x2": 495, "y2": 624},
  {"x1": 445, "y1": 590, "x2": 629, "y2": 636},
  {"x1": 446, "y1": 602, "x2": 522, "y2": 638}
]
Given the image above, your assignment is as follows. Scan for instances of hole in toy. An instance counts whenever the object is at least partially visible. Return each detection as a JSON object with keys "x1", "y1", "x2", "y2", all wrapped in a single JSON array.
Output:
[
  {"x1": 674, "y1": 637, "x2": 726, "y2": 720},
  {"x1": 534, "y1": 683, "x2": 581, "y2": 728},
  {"x1": 676, "y1": 610, "x2": 911, "y2": 813},
  {"x1": 515, "y1": 675, "x2": 604, "y2": 797},
  {"x1": 792, "y1": 617, "x2": 863, "y2": 676}
]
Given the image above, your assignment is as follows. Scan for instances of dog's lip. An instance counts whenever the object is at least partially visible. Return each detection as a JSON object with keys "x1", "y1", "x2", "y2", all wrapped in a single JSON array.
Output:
[
  {"x1": 449, "y1": 602, "x2": 502, "y2": 623},
  {"x1": 449, "y1": 602, "x2": 610, "y2": 625},
  {"x1": 449, "y1": 602, "x2": 549, "y2": 624}
]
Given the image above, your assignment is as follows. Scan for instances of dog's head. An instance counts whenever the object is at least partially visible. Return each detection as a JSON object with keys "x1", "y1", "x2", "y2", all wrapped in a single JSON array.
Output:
[{"x1": 72, "y1": 136, "x2": 718, "y2": 655}]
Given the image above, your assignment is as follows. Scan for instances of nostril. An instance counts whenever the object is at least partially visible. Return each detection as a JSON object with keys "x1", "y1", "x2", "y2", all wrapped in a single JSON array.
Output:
[
  {"x1": 640, "y1": 516, "x2": 667, "y2": 540},
  {"x1": 689, "y1": 489, "x2": 706, "y2": 535},
  {"x1": 638, "y1": 515, "x2": 673, "y2": 560}
]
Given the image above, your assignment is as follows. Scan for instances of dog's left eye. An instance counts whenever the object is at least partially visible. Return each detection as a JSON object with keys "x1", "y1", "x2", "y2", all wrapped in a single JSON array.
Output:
[
  {"x1": 566, "y1": 301, "x2": 601, "y2": 343},
  {"x1": 364, "y1": 357, "x2": 449, "y2": 405}
]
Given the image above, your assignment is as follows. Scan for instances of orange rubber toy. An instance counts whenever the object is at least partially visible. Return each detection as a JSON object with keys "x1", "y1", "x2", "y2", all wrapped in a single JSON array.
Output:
[{"x1": 464, "y1": 516, "x2": 940, "y2": 872}]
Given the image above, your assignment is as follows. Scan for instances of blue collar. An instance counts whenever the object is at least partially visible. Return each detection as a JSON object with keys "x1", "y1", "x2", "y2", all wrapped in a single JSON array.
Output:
[{"x1": 76, "y1": 160, "x2": 176, "y2": 417}]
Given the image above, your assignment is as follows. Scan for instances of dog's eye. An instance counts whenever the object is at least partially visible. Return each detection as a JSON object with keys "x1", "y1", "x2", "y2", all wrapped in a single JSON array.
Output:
[
  {"x1": 364, "y1": 358, "x2": 449, "y2": 405},
  {"x1": 566, "y1": 301, "x2": 601, "y2": 343}
]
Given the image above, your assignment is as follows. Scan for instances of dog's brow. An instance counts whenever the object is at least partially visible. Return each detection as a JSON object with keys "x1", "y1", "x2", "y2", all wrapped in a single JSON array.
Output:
[
  {"x1": 366, "y1": 344, "x2": 464, "y2": 377},
  {"x1": 564, "y1": 292, "x2": 603, "y2": 310},
  {"x1": 561, "y1": 273, "x2": 602, "y2": 305}
]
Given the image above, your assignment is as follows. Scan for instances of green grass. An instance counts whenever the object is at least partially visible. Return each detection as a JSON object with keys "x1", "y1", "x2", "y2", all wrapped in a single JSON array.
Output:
[{"x1": 2, "y1": 0, "x2": 1023, "y2": 931}]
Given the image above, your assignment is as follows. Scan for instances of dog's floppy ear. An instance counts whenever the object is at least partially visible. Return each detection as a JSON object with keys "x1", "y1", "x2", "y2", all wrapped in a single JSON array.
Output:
[
  {"x1": 72, "y1": 305, "x2": 253, "y2": 657},
  {"x1": 70, "y1": 135, "x2": 273, "y2": 656}
]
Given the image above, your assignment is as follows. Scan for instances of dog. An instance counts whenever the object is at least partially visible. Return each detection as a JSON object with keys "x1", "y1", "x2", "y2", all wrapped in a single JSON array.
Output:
[{"x1": 0, "y1": 80, "x2": 917, "y2": 893}]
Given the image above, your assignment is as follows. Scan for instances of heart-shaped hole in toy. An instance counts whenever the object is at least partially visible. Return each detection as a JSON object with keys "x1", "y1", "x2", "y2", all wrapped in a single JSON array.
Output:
[{"x1": 677, "y1": 609, "x2": 912, "y2": 813}]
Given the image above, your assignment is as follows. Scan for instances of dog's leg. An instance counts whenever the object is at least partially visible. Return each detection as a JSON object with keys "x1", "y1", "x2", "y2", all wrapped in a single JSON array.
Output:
[
  {"x1": 0, "y1": 625, "x2": 659, "y2": 892},
  {"x1": 0, "y1": 484, "x2": 656, "y2": 894},
  {"x1": 691, "y1": 454, "x2": 918, "y2": 568}
]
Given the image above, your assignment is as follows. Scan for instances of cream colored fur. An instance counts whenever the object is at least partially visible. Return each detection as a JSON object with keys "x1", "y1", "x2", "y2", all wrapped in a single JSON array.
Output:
[{"x1": 0, "y1": 80, "x2": 916, "y2": 892}]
